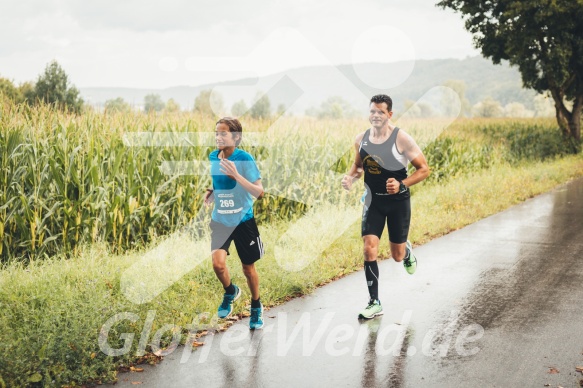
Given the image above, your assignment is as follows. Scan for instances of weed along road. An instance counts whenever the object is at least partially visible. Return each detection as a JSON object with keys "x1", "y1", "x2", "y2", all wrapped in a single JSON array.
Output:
[{"x1": 113, "y1": 178, "x2": 583, "y2": 388}]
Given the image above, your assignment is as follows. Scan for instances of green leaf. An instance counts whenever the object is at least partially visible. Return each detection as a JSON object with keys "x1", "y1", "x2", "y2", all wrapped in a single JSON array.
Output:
[{"x1": 27, "y1": 373, "x2": 42, "y2": 383}]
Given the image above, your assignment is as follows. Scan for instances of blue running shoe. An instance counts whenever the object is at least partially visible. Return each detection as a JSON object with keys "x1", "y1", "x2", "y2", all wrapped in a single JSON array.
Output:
[
  {"x1": 249, "y1": 303, "x2": 264, "y2": 330},
  {"x1": 217, "y1": 284, "x2": 241, "y2": 319}
]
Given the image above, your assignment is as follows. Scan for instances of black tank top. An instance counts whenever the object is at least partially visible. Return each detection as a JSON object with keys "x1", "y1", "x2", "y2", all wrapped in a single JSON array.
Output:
[{"x1": 359, "y1": 127, "x2": 409, "y2": 200}]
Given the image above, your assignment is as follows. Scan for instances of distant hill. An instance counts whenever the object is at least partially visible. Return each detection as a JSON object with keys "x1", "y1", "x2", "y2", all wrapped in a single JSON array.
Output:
[{"x1": 80, "y1": 56, "x2": 537, "y2": 114}]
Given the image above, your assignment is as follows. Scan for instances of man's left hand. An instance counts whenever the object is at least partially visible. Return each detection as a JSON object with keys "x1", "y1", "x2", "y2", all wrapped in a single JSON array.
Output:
[{"x1": 386, "y1": 178, "x2": 400, "y2": 194}]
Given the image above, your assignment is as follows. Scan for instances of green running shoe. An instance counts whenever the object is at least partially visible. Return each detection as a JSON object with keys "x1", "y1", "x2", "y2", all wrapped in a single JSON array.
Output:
[
  {"x1": 217, "y1": 284, "x2": 241, "y2": 319},
  {"x1": 403, "y1": 240, "x2": 417, "y2": 275},
  {"x1": 358, "y1": 299, "x2": 383, "y2": 319}
]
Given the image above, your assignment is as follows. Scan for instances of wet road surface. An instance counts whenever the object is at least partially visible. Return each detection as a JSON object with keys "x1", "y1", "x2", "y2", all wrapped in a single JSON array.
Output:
[{"x1": 114, "y1": 178, "x2": 583, "y2": 387}]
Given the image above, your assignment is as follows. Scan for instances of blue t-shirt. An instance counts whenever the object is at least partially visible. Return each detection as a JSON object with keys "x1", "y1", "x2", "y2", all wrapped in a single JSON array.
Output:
[{"x1": 210, "y1": 149, "x2": 261, "y2": 227}]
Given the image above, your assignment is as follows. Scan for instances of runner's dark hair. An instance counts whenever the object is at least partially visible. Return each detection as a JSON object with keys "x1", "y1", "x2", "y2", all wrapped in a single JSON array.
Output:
[
  {"x1": 370, "y1": 94, "x2": 393, "y2": 112},
  {"x1": 216, "y1": 117, "x2": 243, "y2": 145}
]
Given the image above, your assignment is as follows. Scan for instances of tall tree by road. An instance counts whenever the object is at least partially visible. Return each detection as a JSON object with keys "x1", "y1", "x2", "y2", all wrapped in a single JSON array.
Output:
[{"x1": 438, "y1": 0, "x2": 583, "y2": 142}]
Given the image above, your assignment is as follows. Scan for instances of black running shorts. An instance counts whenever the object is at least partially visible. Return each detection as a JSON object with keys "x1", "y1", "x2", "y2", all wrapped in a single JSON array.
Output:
[
  {"x1": 210, "y1": 218, "x2": 264, "y2": 265},
  {"x1": 361, "y1": 197, "x2": 411, "y2": 243}
]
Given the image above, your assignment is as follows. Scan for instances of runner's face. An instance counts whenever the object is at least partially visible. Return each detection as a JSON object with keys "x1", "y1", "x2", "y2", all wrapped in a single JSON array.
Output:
[
  {"x1": 369, "y1": 102, "x2": 392, "y2": 129},
  {"x1": 215, "y1": 123, "x2": 239, "y2": 150}
]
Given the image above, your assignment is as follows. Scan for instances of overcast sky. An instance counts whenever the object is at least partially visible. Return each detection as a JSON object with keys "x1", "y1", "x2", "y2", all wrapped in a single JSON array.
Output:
[{"x1": 0, "y1": 0, "x2": 479, "y2": 89}]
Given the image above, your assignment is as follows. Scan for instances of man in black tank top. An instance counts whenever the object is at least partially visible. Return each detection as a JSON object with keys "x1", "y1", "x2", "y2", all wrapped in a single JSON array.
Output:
[{"x1": 341, "y1": 94, "x2": 429, "y2": 319}]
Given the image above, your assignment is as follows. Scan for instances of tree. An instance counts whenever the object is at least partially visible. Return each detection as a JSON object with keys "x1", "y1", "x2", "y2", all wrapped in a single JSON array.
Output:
[
  {"x1": 437, "y1": 0, "x2": 583, "y2": 141},
  {"x1": 18, "y1": 82, "x2": 35, "y2": 104},
  {"x1": 442, "y1": 79, "x2": 471, "y2": 117},
  {"x1": 249, "y1": 92, "x2": 271, "y2": 119},
  {"x1": 104, "y1": 97, "x2": 131, "y2": 113},
  {"x1": 165, "y1": 98, "x2": 180, "y2": 113},
  {"x1": 193, "y1": 89, "x2": 225, "y2": 117},
  {"x1": 277, "y1": 103, "x2": 287, "y2": 116},
  {"x1": 231, "y1": 99, "x2": 248, "y2": 117},
  {"x1": 403, "y1": 99, "x2": 422, "y2": 118},
  {"x1": 0, "y1": 79, "x2": 35, "y2": 105},
  {"x1": 143, "y1": 94, "x2": 164, "y2": 113},
  {"x1": 0, "y1": 77, "x2": 22, "y2": 103},
  {"x1": 319, "y1": 96, "x2": 350, "y2": 119},
  {"x1": 504, "y1": 102, "x2": 534, "y2": 118},
  {"x1": 472, "y1": 97, "x2": 503, "y2": 118},
  {"x1": 403, "y1": 99, "x2": 436, "y2": 118},
  {"x1": 418, "y1": 102, "x2": 436, "y2": 118},
  {"x1": 306, "y1": 96, "x2": 359, "y2": 119},
  {"x1": 32, "y1": 61, "x2": 84, "y2": 113},
  {"x1": 533, "y1": 93, "x2": 555, "y2": 117}
]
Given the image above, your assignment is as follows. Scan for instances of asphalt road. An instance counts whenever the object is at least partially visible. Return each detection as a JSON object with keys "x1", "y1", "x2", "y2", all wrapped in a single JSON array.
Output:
[{"x1": 113, "y1": 178, "x2": 583, "y2": 388}]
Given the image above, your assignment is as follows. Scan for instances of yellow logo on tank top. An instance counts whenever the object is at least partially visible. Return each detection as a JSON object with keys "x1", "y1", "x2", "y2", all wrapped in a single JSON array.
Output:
[{"x1": 363, "y1": 155, "x2": 385, "y2": 175}]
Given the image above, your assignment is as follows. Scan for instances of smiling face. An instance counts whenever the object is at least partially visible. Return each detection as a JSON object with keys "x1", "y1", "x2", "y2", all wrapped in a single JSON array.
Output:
[
  {"x1": 369, "y1": 102, "x2": 392, "y2": 129},
  {"x1": 215, "y1": 122, "x2": 240, "y2": 150}
]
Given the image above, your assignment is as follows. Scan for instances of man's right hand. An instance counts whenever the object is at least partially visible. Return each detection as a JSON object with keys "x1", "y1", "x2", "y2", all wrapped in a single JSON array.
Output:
[{"x1": 341, "y1": 175, "x2": 354, "y2": 191}]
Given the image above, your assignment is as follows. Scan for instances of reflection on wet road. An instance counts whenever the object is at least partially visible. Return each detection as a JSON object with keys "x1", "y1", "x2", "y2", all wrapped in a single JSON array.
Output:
[{"x1": 113, "y1": 179, "x2": 583, "y2": 388}]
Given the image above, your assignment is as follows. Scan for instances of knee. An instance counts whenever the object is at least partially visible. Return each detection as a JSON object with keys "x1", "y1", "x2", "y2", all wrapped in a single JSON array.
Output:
[
  {"x1": 212, "y1": 259, "x2": 226, "y2": 273},
  {"x1": 242, "y1": 264, "x2": 256, "y2": 278},
  {"x1": 363, "y1": 244, "x2": 378, "y2": 261},
  {"x1": 391, "y1": 245, "x2": 406, "y2": 262}
]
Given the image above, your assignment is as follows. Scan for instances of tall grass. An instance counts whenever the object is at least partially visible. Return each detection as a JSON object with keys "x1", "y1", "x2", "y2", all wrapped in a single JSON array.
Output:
[
  {"x1": 1, "y1": 104, "x2": 211, "y2": 261},
  {"x1": 478, "y1": 118, "x2": 581, "y2": 160},
  {"x1": 1, "y1": 104, "x2": 579, "y2": 263},
  {"x1": 0, "y1": 103, "x2": 358, "y2": 261}
]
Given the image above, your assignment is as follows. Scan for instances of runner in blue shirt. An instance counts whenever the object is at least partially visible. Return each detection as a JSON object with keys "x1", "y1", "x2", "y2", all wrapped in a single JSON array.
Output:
[{"x1": 204, "y1": 117, "x2": 265, "y2": 329}]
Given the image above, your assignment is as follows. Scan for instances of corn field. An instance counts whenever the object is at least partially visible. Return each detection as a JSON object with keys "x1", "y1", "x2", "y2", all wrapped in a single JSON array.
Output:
[{"x1": 0, "y1": 102, "x2": 574, "y2": 262}]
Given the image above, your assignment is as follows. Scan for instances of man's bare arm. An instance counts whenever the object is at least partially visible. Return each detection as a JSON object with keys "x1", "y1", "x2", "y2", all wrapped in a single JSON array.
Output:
[
  {"x1": 342, "y1": 132, "x2": 365, "y2": 190},
  {"x1": 398, "y1": 130, "x2": 430, "y2": 187}
]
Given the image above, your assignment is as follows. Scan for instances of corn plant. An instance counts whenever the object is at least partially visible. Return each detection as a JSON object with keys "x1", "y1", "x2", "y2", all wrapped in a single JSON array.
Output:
[{"x1": 0, "y1": 102, "x2": 572, "y2": 263}]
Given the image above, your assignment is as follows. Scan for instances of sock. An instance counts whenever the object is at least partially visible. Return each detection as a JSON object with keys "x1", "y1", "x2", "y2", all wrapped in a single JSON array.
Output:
[
  {"x1": 364, "y1": 261, "x2": 379, "y2": 301},
  {"x1": 224, "y1": 282, "x2": 236, "y2": 295},
  {"x1": 404, "y1": 247, "x2": 411, "y2": 261},
  {"x1": 251, "y1": 297, "x2": 261, "y2": 308}
]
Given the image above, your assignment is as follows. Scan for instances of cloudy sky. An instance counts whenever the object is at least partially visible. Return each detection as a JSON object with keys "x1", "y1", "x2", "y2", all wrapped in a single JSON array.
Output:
[{"x1": 0, "y1": 0, "x2": 479, "y2": 89}]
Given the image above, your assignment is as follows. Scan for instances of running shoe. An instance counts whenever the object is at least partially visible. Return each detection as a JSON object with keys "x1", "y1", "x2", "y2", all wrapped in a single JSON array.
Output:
[
  {"x1": 403, "y1": 240, "x2": 417, "y2": 275},
  {"x1": 249, "y1": 303, "x2": 264, "y2": 330},
  {"x1": 217, "y1": 284, "x2": 241, "y2": 319},
  {"x1": 358, "y1": 299, "x2": 383, "y2": 319}
]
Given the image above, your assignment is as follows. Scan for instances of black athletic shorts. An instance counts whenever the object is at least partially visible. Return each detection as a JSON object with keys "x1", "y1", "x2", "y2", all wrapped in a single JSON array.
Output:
[
  {"x1": 210, "y1": 218, "x2": 264, "y2": 265},
  {"x1": 361, "y1": 197, "x2": 411, "y2": 243}
]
